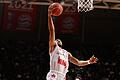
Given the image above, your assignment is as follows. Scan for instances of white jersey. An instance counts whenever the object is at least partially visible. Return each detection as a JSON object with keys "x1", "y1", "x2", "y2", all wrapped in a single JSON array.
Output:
[{"x1": 46, "y1": 42, "x2": 69, "y2": 80}]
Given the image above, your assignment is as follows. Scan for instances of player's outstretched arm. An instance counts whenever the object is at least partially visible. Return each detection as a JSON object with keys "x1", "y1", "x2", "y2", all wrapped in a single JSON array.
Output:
[
  {"x1": 48, "y1": 8, "x2": 56, "y2": 53},
  {"x1": 68, "y1": 53, "x2": 98, "y2": 66}
]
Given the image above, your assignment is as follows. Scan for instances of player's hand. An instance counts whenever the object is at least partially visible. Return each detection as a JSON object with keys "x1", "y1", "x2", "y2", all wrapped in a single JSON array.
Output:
[{"x1": 88, "y1": 55, "x2": 98, "y2": 64}]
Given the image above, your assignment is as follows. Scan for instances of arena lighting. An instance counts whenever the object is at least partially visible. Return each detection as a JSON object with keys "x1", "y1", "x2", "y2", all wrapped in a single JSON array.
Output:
[{"x1": 75, "y1": 78, "x2": 80, "y2": 80}]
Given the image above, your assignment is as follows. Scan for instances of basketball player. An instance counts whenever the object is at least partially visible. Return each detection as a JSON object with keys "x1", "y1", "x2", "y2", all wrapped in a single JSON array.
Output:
[{"x1": 46, "y1": 7, "x2": 98, "y2": 80}]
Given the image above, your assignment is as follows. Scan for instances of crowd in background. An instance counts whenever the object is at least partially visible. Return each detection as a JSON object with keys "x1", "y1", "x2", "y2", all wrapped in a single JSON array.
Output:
[{"x1": 0, "y1": 40, "x2": 120, "y2": 80}]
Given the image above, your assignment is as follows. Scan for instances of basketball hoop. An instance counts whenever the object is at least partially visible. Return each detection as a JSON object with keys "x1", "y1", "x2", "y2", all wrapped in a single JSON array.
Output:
[{"x1": 77, "y1": 0, "x2": 94, "y2": 12}]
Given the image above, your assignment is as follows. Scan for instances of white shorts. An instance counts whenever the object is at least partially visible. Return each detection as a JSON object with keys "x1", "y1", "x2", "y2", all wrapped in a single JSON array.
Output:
[{"x1": 46, "y1": 71, "x2": 65, "y2": 80}]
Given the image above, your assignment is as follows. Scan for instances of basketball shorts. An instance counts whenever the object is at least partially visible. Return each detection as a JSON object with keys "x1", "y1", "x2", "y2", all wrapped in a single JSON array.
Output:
[{"x1": 46, "y1": 71, "x2": 65, "y2": 80}]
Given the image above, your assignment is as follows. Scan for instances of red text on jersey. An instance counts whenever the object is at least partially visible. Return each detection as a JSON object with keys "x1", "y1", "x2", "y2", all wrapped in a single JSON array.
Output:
[{"x1": 57, "y1": 56, "x2": 67, "y2": 68}]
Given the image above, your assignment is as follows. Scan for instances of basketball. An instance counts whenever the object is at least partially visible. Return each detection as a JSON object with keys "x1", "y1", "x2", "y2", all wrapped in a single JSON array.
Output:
[{"x1": 48, "y1": 3, "x2": 63, "y2": 16}]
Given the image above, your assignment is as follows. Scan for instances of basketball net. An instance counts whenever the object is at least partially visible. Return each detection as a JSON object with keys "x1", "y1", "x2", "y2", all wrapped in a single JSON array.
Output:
[{"x1": 77, "y1": 0, "x2": 94, "y2": 12}]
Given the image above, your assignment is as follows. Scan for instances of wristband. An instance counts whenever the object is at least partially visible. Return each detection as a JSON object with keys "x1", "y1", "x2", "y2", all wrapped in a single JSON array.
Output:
[{"x1": 88, "y1": 60, "x2": 90, "y2": 64}]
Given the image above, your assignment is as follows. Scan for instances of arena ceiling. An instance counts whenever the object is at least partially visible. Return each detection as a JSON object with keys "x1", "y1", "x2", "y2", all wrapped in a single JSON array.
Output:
[
  {"x1": 0, "y1": 0, "x2": 120, "y2": 10},
  {"x1": 93, "y1": 0, "x2": 120, "y2": 10},
  {"x1": 65, "y1": 0, "x2": 120, "y2": 10}
]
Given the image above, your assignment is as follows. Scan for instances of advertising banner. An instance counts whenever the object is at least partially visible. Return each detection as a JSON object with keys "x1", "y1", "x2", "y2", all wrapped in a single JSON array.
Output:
[
  {"x1": 57, "y1": 6, "x2": 80, "y2": 35},
  {"x1": 3, "y1": 2, "x2": 37, "y2": 32}
]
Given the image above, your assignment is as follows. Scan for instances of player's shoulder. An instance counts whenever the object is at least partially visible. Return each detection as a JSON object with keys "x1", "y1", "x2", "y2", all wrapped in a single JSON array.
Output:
[{"x1": 62, "y1": 48, "x2": 69, "y2": 54}]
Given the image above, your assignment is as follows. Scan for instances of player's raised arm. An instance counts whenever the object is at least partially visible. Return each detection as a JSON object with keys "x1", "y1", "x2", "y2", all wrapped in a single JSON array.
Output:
[
  {"x1": 48, "y1": 3, "x2": 63, "y2": 53},
  {"x1": 68, "y1": 52, "x2": 98, "y2": 66},
  {"x1": 48, "y1": 7, "x2": 56, "y2": 53}
]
